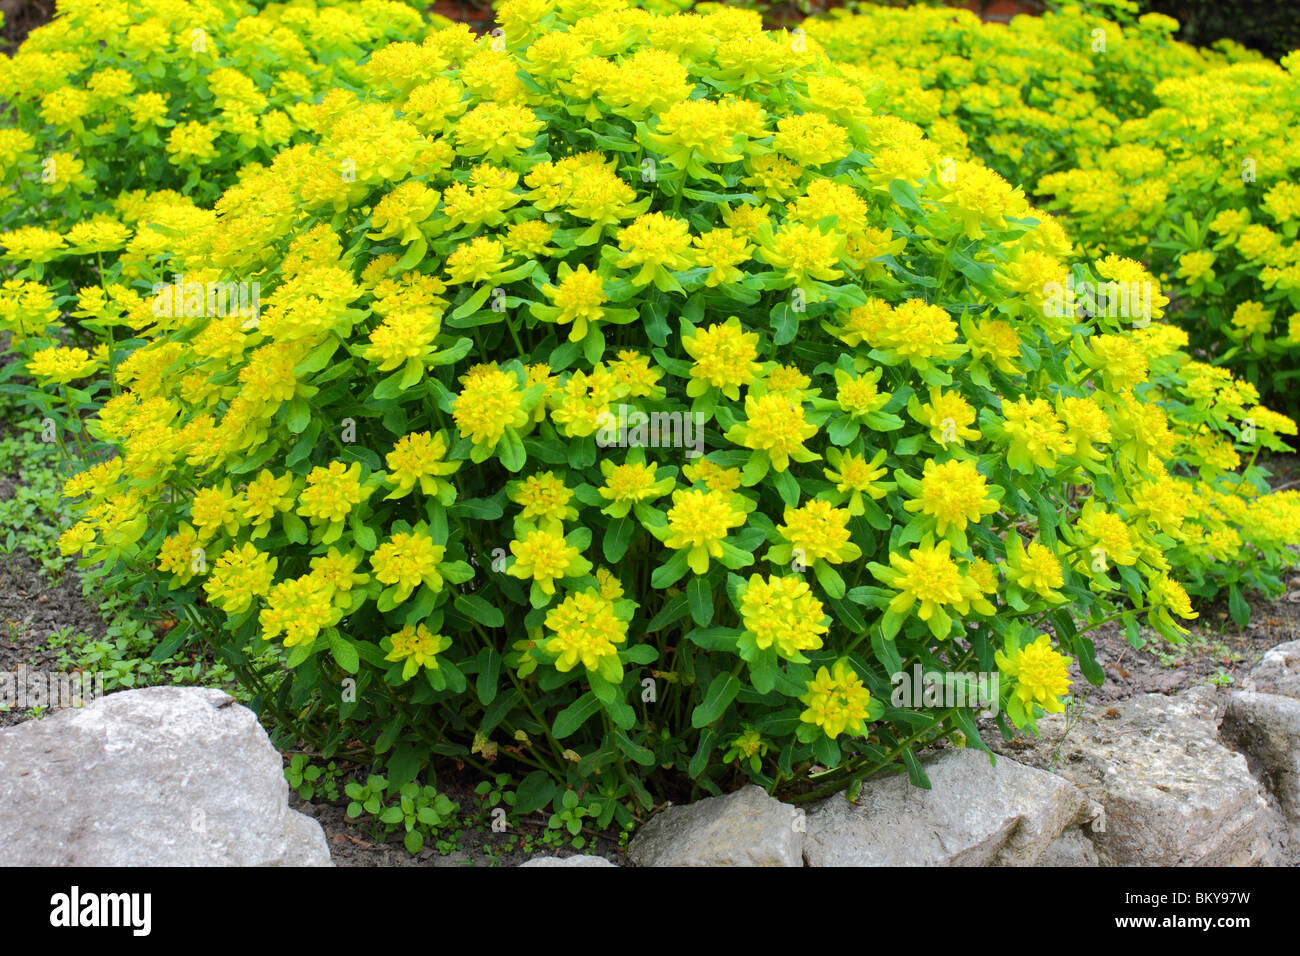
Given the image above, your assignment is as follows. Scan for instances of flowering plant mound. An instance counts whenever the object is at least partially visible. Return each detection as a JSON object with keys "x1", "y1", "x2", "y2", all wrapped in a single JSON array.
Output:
[
  {"x1": 806, "y1": 2, "x2": 1298, "y2": 413},
  {"x1": 804, "y1": 3, "x2": 1249, "y2": 186},
  {"x1": 11, "y1": 1, "x2": 1300, "y2": 816},
  {"x1": 0, "y1": 0, "x2": 427, "y2": 237},
  {"x1": 1039, "y1": 56, "x2": 1300, "y2": 413}
]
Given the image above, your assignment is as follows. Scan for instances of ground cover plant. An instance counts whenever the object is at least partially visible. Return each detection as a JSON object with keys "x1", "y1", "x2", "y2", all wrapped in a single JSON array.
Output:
[{"x1": 0, "y1": 0, "x2": 1297, "y2": 837}]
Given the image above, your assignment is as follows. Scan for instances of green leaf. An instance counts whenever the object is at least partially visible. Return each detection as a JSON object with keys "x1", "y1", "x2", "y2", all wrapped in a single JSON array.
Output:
[
  {"x1": 645, "y1": 593, "x2": 690, "y2": 632},
  {"x1": 285, "y1": 397, "x2": 311, "y2": 435},
  {"x1": 871, "y1": 627, "x2": 903, "y2": 676},
  {"x1": 455, "y1": 594, "x2": 505, "y2": 629},
  {"x1": 553, "y1": 693, "x2": 601, "y2": 739},
  {"x1": 902, "y1": 747, "x2": 931, "y2": 789},
  {"x1": 1228, "y1": 584, "x2": 1250, "y2": 628},
  {"x1": 385, "y1": 743, "x2": 423, "y2": 790},
  {"x1": 603, "y1": 515, "x2": 635, "y2": 563},
  {"x1": 499, "y1": 429, "x2": 526, "y2": 473},
  {"x1": 149, "y1": 622, "x2": 190, "y2": 662},
  {"x1": 691, "y1": 672, "x2": 740, "y2": 728},
  {"x1": 475, "y1": 647, "x2": 501, "y2": 706},
  {"x1": 614, "y1": 728, "x2": 656, "y2": 766},
  {"x1": 514, "y1": 771, "x2": 557, "y2": 815},
  {"x1": 770, "y1": 302, "x2": 799, "y2": 346},
  {"x1": 328, "y1": 632, "x2": 359, "y2": 674},
  {"x1": 688, "y1": 729, "x2": 718, "y2": 779},
  {"x1": 686, "y1": 576, "x2": 714, "y2": 627}
]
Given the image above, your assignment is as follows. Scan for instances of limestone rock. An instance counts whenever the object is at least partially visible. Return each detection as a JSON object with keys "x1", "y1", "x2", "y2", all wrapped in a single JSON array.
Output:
[
  {"x1": 1222, "y1": 689, "x2": 1300, "y2": 859},
  {"x1": 1036, "y1": 827, "x2": 1100, "y2": 867},
  {"x1": 993, "y1": 687, "x2": 1281, "y2": 866},
  {"x1": 628, "y1": 784, "x2": 804, "y2": 866},
  {"x1": 0, "y1": 686, "x2": 331, "y2": 866},
  {"x1": 1240, "y1": 641, "x2": 1300, "y2": 700},
  {"x1": 803, "y1": 748, "x2": 1089, "y2": 866},
  {"x1": 520, "y1": 854, "x2": 617, "y2": 867}
]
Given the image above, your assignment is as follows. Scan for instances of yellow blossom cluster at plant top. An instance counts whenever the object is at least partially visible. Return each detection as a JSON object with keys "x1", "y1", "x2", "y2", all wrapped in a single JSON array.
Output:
[
  {"x1": 1037, "y1": 56, "x2": 1300, "y2": 409},
  {"x1": 802, "y1": 2, "x2": 1300, "y2": 412},
  {"x1": 0, "y1": 0, "x2": 432, "y2": 236},
  {"x1": 3, "y1": 0, "x2": 1299, "y2": 797}
]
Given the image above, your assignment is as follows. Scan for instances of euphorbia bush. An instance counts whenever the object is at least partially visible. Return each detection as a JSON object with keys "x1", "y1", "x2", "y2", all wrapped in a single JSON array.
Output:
[
  {"x1": 14, "y1": 1, "x2": 1300, "y2": 816},
  {"x1": 805, "y1": 3, "x2": 1299, "y2": 412},
  {"x1": 0, "y1": 0, "x2": 428, "y2": 234},
  {"x1": 1039, "y1": 55, "x2": 1300, "y2": 412},
  {"x1": 804, "y1": 3, "x2": 1249, "y2": 185}
]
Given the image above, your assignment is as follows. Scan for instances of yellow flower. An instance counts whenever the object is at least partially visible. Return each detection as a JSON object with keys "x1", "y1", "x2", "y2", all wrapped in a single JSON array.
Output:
[
  {"x1": 739, "y1": 574, "x2": 828, "y2": 660},
  {"x1": 260, "y1": 575, "x2": 340, "y2": 648},
  {"x1": 823, "y1": 448, "x2": 891, "y2": 515},
  {"x1": 1003, "y1": 534, "x2": 1066, "y2": 602},
  {"x1": 508, "y1": 526, "x2": 590, "y2": 595},
  {"x1": 1070, "y1": 500, "x2": 1140, "y2": 572},
  {"x1": 872, "y1": 538, "x2": 995, "y2": 638},
  {"x1": 799, "y1": 661, "x2": 873, "y2": 739},
  {"x1": 682, "y1": 317, "x2": 761, "y2": 400},
  {"x1": 834, "y1": 366, "x2": 891, "y2": 418},
  {"x1": 536, "y1": 262, "x2": 608, "y2": 341},
  {"x1": 616, "y1": 212, "x2": 694, "y2": 287},
  {"x1": 902, "y1": 458, "x2": 1001, "y2": 538},
  {"x1": 295, "y1": 537, "x2": 358, "y2": 598},
  {"x1": 204, "y1": 543, "x2": 277, "y2": 615},
  {"x1": 242, "y1": 470, "x2": 295, "y2": 527},
  {"x1": 724, "y1": 391, "x2": 819, "y2": 472},
  {"x1": 297, "y1": 461, "x2": 369, "y2": 526},
  {"x1": 675, "y1": 460, "x2": 736, "y2": 495},
  {"x1": 598, "y1": 459, "x2": 675, "y2": 517},
  {"x1": 999, "y1": 397, "x2": 1074, "y2": 472},
  {"x1": 191, "y1": 481, "x2": 243, "y2": 542},
  {"x1": 453, "y1": 365, "x2": 531, "y2": 452},
  {"x1": 26, "y1": 345, "x2": 100, "y2": 384},
  {"x1": 1230, "y1": 301, "x2": 1272, "y2": 337},
  {"x1": 385, "y1": 623, "x2": 453, "y2": 680},
  {"x1": 996, "y1": 633, "x2": 1072, "y2": 715},
  {"x1": 662, "y1": 488, "x2": 748, "y2": 574},
  {"x1": 157, "y1": 524, "x2": 204, "y2": 585},
  {"x1": 1147, "y1": 573, "x2": 1199, "y2": 632},
  {"x1": 368, "y1": 181, "x2": 440, "y2": 244},
  {"x1": 771, "y1": 112, "x2": 849, "y2": 167},
  {"x1": 510, "y1": 471, "x2": 578, "y2": 531},
  {"x1": 910, "y1": 388, "x2": 980, "y2": 447},
  {"x1": 757, "y1": 220, "x2": 844, "y2": 289},
  {"x1": 544, "y1": 589, "x2": 628, "y2": 673},
  {"x1": 774, "y1": 500, "x2": 860, "y2": 565},
  {"x1": 384, "y1": 431, "x2": 459, "y2": 501},
  {"x1": 1176, "y1": 250, "x2": 1216, "y2": 285},
  {"x1": 445, "y1": 236, "x2": 512, "y2": 285},
  {"x1": 58, "y1": 523, "x2": 97, "y2": 557},
  {"x1": 964, "y1": 317, "x2": 1022, "y2": 375},
  {"x1": 693, "y1": 227, "x2": 753, "y2": 287},
  {"x1": 371, "y1": 530, "x2": 447, "y2": 602},
  {"x1": 874, "y1": 299, "x2": 966, "y2": 370}
]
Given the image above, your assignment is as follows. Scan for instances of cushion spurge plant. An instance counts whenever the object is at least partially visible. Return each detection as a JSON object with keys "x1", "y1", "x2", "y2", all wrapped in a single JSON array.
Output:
[{"x1": 12, "y1": 0, "x2": 1300, "y2": 823}]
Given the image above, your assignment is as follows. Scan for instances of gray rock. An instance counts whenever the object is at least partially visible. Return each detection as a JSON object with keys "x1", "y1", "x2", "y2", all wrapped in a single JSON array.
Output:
[
  {"x1": 1036, "y1": 827, "x2": 1100, "y2": 867},
  {"x1": 1222, "y1": 690, "x2": 1300, "y2": 858},
  {"x1": 1241, "y1": 641, "x2": 1300, "y2": 699},
  {"x1": 628, "y1": 784, "x2": 804, "y2": 866},
  {"x1": 994, "y1": 687, "x2": 1282, "y2": 866},
  {"x1": 0, "y1": 686, "x2": 331, "y2": 866},
  {"x1": 520, "y1": 854, "x2": 617, "y2": 867},
  {"x1": 803, "y1": 748, "x2": 1089, "y2": 866}
]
